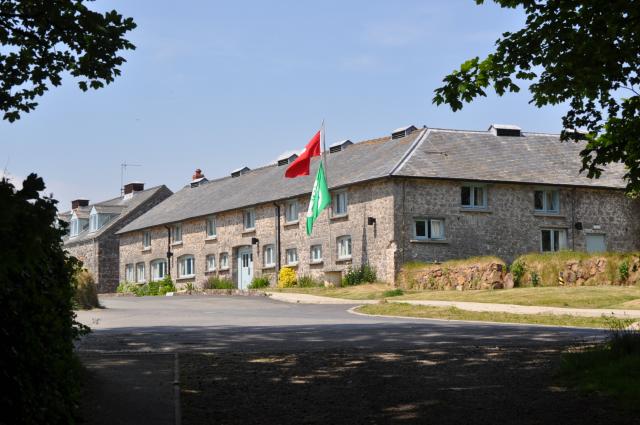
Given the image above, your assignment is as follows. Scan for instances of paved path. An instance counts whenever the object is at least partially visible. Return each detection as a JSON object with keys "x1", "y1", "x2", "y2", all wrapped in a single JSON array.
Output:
[
  {"x1": 76, "y1": 296, "x2": 619, "y2": 425},
  {"x1": 267, "y1": 291, "x2": 640, "y2": 318}
]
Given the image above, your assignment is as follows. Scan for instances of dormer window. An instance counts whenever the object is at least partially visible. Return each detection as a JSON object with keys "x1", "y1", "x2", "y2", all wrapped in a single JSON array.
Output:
[
  {"x1": 70, "y1": 217, "x2": 80, "y2": 237},
  {"x1": 89, "y1": 211, "x2": 99, "y2": 232}
]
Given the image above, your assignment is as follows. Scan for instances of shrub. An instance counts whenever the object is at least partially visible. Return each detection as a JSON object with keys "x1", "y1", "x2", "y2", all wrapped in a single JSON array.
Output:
[
  {"x1": 619, "y1": 260, "x2": 630, "y2": 282},
  {"x1": 342, "y1": 264, "x2": 377, "y2": 286},
  {"x1": 530, "y1": 271, "x2": 540, "y2": 287},
  {"x1": 73, "y1": 269, "x2": 100, "y2": 309},
  {"x1": 207, "y1": 276, "x2": 235, "y2": 289},
  {"x1": 1, "y1": 174, "x2": 88, "y2": 424},
  {"x1": 605, "y1": 315, "x2": 640, "y2": 356},
  {"x1": 383, "y1": 288, "x2": 404, "y2": 297},
  {"x1": 184, "y1": 282, "x2": 195, "y2": 294},
  {"x1": 147, "y1": 280, "x2": 161, "y2": 296},
  {"x1": 510, "y1": 260, "x2": 526, "y2": 287},
  {"x1": 249, "y1": 276, "x2": 271, "y2": 289},
  {"x1": 158, "y1": 276, "x2": 176, "y2": 295},
  {"x1": 278, "y1": 267, "x2": 297, "y2": 288},
  {"x1": 297, "y1": 275, "x2": 322, "y2": 288}
]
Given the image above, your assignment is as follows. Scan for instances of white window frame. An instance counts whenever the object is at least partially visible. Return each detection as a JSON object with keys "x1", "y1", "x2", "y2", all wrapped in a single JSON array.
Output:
[
  {"x1": 135, "y1": 262, "x2": 146, "y2": 283},
  {"x1": 89, "y1": 210, "x2": 99, "y2": 232},
  {"x1": 310, "y1": 244, "x2": 323, "y2": 263},
  {"x1": 172, "y1": 224, "x2": 182, "y2": 243},
  {"x1": 243, "y1": 209, "x2": 256, "y2": 230},
  {"x1": 219, "y1": 252, "x2": 229, "y2": 270},
  {"x1": 125, "y1": 263, "x2": 134, "y2": 282},
  {"x1": 337, "y1": 235, "x2": 352, "y2": 259},
  {"x1": 263, "y1": 244, "x2": 275, "y2": 267},
  {"x1": 151, "y1": 259, "x2": 167, "y2": 281},
  {"x1": 143, "y1": 231, "x2": 151, "y2": 248},
  {"x1": 332, "y1": 191, "x2": 348, "y2": 217},
  {"x1": 285, "y1": 200, "x2": 299, "y2": 223},
  {"x1": 534, "y1": 189, "x2": 560, "y2": 213},
  {"x1": 413, "y1": 218, "x2": 446, "y2": 241},
  {"x1": 70, "y1": 218, "x2": 79, "y2": 237},
  {"x1": 206, "y1": 254, "x2": 216, "y2": 272},
  {"x1": 286, "y1": 248, "x2": 298, "y2": 265},
  {"x1": 540, "y1": 228, "x2": 567, "y2": 252},
  {"x1": 206, "y1": 216, "x2": 217, "y2": 238},
  {"x1": 178, "y1": 255, "x2": 195, "y2": 278},
  {"x1": 461, "y1": 184, "x2": 487, "y2": 208}
]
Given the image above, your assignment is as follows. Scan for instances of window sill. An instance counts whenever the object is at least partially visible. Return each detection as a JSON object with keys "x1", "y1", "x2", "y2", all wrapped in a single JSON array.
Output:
[
  {"x1": 285, "y1": 263, "x2": 299, "y2": 268},
  {"x1": 310, "y1": 260, "x2": 324, "y2": 265},
  {"x1": 533, "y1": 212, "x2": 565, "y2": 218},
  {"x1": 205, "y1": 236, "x2": 217, "y2": 242},
  {"x1": 141, "y1": 247, "x2": 152, "y2": 252},
  {"x1": 336, "y1": 257, "x2": 352, "y2": 264},
  {"x1": 176, "y1": 275, "x2": 195, "y2": 281},
  {"x1": 459, "y1": 207, "x2": 491, "y2": 214},
  {"x1": 262, "y1": 265, "x2": 276, "y2": 270},
  {"x1": 283, "y1": 221, "x2": 299, "y2": 227},
  {"x1": 410, "y1": 239, "x2": 448, "y2": 244},
  {"x1": 330, "y1": 214, "x2": 348, "y2": 221},
  {"x1": 242, "y1": 229, "x2": 256, "y2": 235},
  {"x1": 205, "y1": 269, "x2": 217, "y2": 273},
  {"x1": 219, "y1": 267, "x2": 230, "y2": 272},
  {"x1": 171, "y1": 241, "x2": 183, "y2": 247}
]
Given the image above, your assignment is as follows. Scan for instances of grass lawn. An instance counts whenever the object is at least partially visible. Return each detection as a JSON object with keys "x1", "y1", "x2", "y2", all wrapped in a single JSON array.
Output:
[
  {"x1": 271, "y1": 284, "x2": 640, "y2": 309},
  {"x1": 355, "y1": 303, "x2": 617, "y2": 328}
]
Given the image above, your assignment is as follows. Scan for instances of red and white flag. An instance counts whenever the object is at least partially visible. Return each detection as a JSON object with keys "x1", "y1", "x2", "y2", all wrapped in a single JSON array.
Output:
[{"x1": 285, "y1": 127, "x2": 322, "y2": 178}]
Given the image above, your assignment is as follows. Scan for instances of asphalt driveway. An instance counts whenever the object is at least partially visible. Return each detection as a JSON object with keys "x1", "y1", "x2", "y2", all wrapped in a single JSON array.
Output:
[{"x1": 75, "y1": 296, "x2": 629, "y2": 425}]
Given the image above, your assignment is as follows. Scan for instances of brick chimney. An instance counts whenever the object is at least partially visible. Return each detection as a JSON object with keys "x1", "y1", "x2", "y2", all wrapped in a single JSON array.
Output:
[
  {"x1": 123, "y1": 182, "x2": 145, "y2": 195},
  {"x1": 192, "y1": 168, "x2": 204, "y2": 180},
  {"x1": 71, "y1": 199, "x2": 89, "y2": 210}
]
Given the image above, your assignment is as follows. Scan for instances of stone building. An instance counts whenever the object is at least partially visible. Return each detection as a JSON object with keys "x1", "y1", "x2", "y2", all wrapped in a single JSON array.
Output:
[
  {"x1": 117, "y1": 125, "x2": 640, "y2": 288},
  {"x1": 60, "y1": 183, "x2": 173, "y2": 292}
]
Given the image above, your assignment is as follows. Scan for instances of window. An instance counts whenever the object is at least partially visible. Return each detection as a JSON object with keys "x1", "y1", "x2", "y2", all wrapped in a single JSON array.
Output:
[
  {"x1": 172, "y1": 224, "x2": 182, "y2": 243},
  {"x1": 70, "y1": 218, "x2": 80, "y2": 237},
  {"x1": 541, "y1": 229, "x2": 567, "y2": 252},
  {"x1": 461, "y1": 184, "x2": 487, "y2": 208},
  {"x1": 310, "y1": 244, "x2": 323, "y2": 263},
  {"x1": 285, "y1": 200, "x2": 298, "y2": 223},
  {"x1": 135, "y1": 262, "x2": 145, "y2": 283},
  {"x1": 332, "y1": 191, "x2": 348, "y2": 216},
  {"x1": 219, "y1": 252, "x2": 229, "y2": 269},
  {"x1": 125, "y1": 264, "x2": 134, "y2": 282},
  {"x1": 286, "y1": 248, "x2": 298, "y2": 265},
  {"x1": 178, "y1": 255, "x2": 195, "y2": 277},
  {"x1": 206, "y1": 254, "x2": 216, "y2": 271},
  {"x1": 143, "y1": 231, "x2": 151, "y2": 248},
  {"x1": 263, "y1": 245, "x2": 275, "y2": 267},
  {"x1": 89, "y1": 211, "x2": 99, "y2": 232},
  {"x1": 414, "y1": 218, "x2": 445, "y2": 241},
  {"x1": 206, "y1": 216, "x2": 216, "y2": 238},
  {"x1": 337, "y1": 236, "x2": 352, "y2": 259},
  {"x1": 243, "y1": 209, "x2": 256, "y2": 230},
  {"x1": 151, "y1": 259, "x2": 167, "y2": 281},
  {"x1": 534, "y1": 189, "x2": 560, "y2": 213}
]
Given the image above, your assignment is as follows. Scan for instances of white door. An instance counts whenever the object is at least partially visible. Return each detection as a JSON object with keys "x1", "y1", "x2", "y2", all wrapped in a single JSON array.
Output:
[
  {"x1": 586, "y1": 234, "x2": 606, "y2": 253},
  {"x1": 237, "y1": 247, "x2": 253, "y2": 289}
]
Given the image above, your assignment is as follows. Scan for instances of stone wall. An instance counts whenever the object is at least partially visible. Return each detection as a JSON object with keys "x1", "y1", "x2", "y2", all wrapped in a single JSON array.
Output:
[
  {"x1": 119, "y1": 180, "x2": 397, "y2": 288},
  {"x1": 395, "y1": 179, "x2": 640, "y2": 275},
  {"x1": 65, "y1": 239, "x2": 98, "y2": 280},
  {"x1": 398, "y1": 258, "x2": 509, "y2": 290}
]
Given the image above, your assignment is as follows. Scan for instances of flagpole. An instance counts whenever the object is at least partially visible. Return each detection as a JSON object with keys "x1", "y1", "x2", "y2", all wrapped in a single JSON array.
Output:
[{"x1": 321, "y1": 120, "x2": 334, "y2": 273}]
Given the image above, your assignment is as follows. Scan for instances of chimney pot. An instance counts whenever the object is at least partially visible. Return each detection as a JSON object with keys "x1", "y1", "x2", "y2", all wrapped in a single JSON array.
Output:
[{"x1": 192, "y1": 169, "x2": 204, "y2": 180}]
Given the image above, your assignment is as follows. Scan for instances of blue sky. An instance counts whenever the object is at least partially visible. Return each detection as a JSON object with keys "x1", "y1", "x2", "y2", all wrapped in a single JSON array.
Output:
[{"x1": 1, "y1": 0, "x2": 569, "y2": 210}]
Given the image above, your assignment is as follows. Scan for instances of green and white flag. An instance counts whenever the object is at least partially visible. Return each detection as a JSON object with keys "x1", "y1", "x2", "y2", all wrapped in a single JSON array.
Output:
[{"x1": 306, "y1": 161, "x2": 331, "y2": 235}]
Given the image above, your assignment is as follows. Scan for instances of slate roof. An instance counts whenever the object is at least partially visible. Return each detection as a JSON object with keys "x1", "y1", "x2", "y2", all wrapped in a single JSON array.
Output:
[
  {"x1": 118, "y1": 127, "x2": 628, "y2": 234},
  {"x1": 395, "y1": 129, "x2": 628, "y2": 188},
  {"x1": 62, "y1": 185, "x2": 171, "y2": 245}
]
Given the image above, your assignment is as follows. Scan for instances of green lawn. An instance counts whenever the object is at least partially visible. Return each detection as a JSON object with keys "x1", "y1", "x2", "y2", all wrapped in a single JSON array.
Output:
[
  {"x1": 270, "y1": 284, "x2": 640, "y2": 309},
  {"x1": 356, "y1": 303, "x2": 615, "y2": 328}
]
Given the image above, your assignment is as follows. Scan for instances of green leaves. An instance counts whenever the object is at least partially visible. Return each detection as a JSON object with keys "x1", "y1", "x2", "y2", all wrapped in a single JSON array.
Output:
[
  {"x1": 0, "y1": 0, "x2": 137, "y2": 121},
  {"x1": 433, "y1": 0, "x2": 640, "y2": 193}
]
